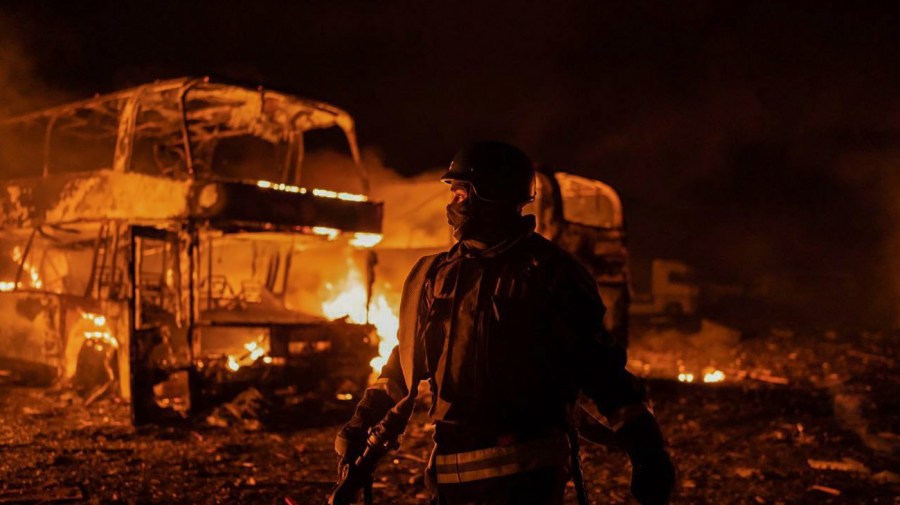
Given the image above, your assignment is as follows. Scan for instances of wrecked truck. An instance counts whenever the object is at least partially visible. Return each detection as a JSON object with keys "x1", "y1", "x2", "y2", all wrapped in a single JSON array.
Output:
[
  {"x1": 529, "y1": 168, "x2": 630, "y2": 346},
  {"x1": 0, "y1": 77, "x2": 386, "y2": 424}
]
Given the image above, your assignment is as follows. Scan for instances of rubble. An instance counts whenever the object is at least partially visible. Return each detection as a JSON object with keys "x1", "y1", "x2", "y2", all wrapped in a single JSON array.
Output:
[
  {"x1": 205, "y1": 388, "x2": 265, "y2": 430},
  {"x1": 1, "y1": 326, "x2": 897, "y2": 503}
]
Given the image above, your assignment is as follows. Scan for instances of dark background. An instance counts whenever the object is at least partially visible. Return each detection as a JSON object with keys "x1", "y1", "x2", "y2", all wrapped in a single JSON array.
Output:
[{"x1": 1, "y1": 0, "x2": 898, "y2": 327}]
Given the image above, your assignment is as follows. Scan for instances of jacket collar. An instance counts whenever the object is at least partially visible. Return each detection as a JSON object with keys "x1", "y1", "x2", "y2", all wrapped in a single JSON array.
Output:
[{"x1": 446, "y1": 214, "x2": 536, "y2": 261}]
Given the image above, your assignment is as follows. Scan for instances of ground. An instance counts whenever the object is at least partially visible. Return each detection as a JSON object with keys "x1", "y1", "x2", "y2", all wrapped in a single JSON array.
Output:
[{"x1": 1, "y1": 324, "x2": 898, "y2": 504}]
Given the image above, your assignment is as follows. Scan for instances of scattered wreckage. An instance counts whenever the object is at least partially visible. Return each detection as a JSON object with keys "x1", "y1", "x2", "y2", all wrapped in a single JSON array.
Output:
[{"x1": 0, "y1": 77, "x2": 388, "y2": 424}]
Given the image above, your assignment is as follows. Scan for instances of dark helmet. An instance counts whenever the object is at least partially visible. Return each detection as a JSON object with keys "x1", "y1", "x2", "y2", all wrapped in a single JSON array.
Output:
[{"x1": 441, "y1": 141, "x2": 535, "y2": 204}]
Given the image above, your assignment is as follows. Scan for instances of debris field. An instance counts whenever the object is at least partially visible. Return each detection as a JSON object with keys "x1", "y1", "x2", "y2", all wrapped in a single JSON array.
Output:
[{"x1": 1, "y1": 326, "x2": 898, "y2": 504}]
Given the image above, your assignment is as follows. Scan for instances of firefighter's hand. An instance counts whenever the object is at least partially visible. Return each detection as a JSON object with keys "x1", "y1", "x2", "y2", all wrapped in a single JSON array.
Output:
[
  {"x1": 335, "y1": 424, "x2": 368, "y2": 477},
  {"x1": 630, "y1": 450, "x2": 675, "y2": 505},
  {"x1": 612, "y1": 408, "x2": 675, "y2": 504}
]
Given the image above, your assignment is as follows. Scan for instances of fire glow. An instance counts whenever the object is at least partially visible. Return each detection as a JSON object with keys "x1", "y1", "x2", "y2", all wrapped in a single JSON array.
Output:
[
  {"x1": 703, "y1": 369, "x2": 726, "y2": 383},
  {"x1": 226, "y1": 339, "x2": 268, "y2": 372},
  {"x1": 321, "y1": 265, "x2": 399, "y2": 373},
  {"x1": 1, "y1": 246, "x2": 43, "y2": 292},
  {"x1": 255, "y1": 180, "x2": 368, "y2": 202},
  {"x1": 677, "y1": 368, "x2": 726, "y2": 383},
  {"x1": 81, "y1": 311, "x2": 118, "y2": 349},
  {"x1": 349, "y1": 233, "x2": 383, "y2": 248}
]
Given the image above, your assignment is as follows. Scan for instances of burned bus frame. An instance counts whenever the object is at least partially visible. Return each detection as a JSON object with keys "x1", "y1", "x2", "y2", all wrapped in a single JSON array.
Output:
[{"x1": 0, "y1": 77, "x2": 383, "y2": 424}]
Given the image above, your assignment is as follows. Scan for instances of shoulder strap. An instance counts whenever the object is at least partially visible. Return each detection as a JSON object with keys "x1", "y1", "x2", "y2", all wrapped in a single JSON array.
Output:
[{"x1": 397, "y1": 253, "x2": 442, "y2": 391}]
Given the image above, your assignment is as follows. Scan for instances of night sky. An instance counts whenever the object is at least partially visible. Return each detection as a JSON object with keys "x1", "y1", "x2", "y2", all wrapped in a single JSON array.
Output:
[{"x1": 2, "y1": 1, "x2": 899, "y2": 326}]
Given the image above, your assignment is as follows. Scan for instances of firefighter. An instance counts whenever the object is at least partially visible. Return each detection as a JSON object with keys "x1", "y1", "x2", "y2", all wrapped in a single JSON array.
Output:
[{"x1": 336, "y1": 142, "x2": 675, "y2": 504}]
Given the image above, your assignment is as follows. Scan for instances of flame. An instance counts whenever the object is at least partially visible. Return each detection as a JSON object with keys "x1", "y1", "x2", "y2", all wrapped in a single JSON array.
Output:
[
  {"x1": 703, "y1": 369, "x2": 726, "y2": 383},
  {"x1": 1, "y1": 246, "x2": 44, "y2": 292},
  {"x1": 349, "y1": 233, "x2": 383, "y2": 248},
  {"x1": 321, "y1": 265, "x2": 399, "y2": 373},
  {"x1": 244, "y1": 341, "x2": 266, "y2": 361},
  {"x1": 256, "y1": 180, "x2": 368, "y2": 202},
  {"x1": 311, "y1": 226, "x2": 340, "y2": 240},
  {"x1": 13, "y1": 246, "x2": 43, "y2": 290},
  {"x1": 224, "y1": 335, "x2": 269, "y2": 372},
  {"x1": 81, "y1": 311, "x2": 118, "y2": 349},
  {"x1": 677, "y1": 366, "x2": 726, "y2": 384}
]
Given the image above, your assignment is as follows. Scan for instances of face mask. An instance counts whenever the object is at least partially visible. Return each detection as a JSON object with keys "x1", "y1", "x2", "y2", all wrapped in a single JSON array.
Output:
[
  {"x1": 446, "y1": 199, "x2": 475, "y2": 240},
  {"x1": 446, "y1": 196, "x2": 521, "y2": 242}
]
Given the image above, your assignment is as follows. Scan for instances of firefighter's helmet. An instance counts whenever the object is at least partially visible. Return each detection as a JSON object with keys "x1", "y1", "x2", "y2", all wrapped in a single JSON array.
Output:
[{"x1": 441, "y1": 141, "x2": 535, "y2": 204}]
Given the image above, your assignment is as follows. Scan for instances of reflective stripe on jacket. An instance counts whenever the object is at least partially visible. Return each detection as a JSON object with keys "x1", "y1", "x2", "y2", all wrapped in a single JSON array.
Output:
[{"x1": 434, "y1": 433, "x2": 570, "y2": 485}]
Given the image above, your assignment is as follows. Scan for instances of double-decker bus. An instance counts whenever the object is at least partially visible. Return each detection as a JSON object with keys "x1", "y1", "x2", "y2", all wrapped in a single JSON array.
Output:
[{"x1": 0, "y1": 77, "x2": 384, "y2": 424}]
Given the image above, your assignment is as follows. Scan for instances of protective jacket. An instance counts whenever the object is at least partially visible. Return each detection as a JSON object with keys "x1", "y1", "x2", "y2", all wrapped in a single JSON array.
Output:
[{"x1": 367, "y1": 217, "x2": 654, "y2": 492}]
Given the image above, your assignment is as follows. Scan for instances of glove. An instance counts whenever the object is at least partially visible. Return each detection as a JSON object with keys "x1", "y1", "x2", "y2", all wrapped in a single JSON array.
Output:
[
  {"x1": 614, "y1": 411, "x2": 676, "y2": 505},
  {"x1": 334, "y1": 388, "x2": 395, "y2": 476},
  {"x1": 335, "y1": 424, "x2": 368, "y2": 478},
  {"x1": 630, "y1": 449, "x2": 676, "y2": 505}
]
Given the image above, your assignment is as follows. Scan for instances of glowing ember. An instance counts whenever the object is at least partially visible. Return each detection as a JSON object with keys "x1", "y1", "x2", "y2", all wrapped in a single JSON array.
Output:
[
  {"x1": 321, "y1": 264, "x2": 399, "y2": 373},
  {"x1": 0, "y1": 281, "x2": 14, "y2": 292},
  {"x1": 703, "y1": 369, "x2": 726, "y2": 383}
]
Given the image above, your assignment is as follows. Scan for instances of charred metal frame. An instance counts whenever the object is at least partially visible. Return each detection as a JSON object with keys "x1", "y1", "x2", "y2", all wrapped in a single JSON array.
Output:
[
  {"x1": 535, "y1": 167, "x2": 631, "y2": 346},
  {"x1": 0, "y1": 78, "x2": 383, "y2": 423}
]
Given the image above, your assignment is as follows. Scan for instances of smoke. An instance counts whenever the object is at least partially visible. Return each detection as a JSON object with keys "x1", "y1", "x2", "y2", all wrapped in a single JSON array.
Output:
[
  {"x1": 836, "y1": 151, "x2": 900, "y2": 327},
  {"x1": 0, "y1": 16, "x2": 65, "y2": 119},
  {"x1": 365, "y1": 152, "x2": 449, "y2": 250},
  {"x1": 300, "y1": 144, "x2": 450, "y2": 250}
]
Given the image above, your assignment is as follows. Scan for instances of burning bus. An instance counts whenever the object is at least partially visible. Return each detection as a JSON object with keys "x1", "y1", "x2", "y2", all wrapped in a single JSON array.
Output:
[{"x1": 0, "y1": 77, "x2": 394, "y2": 424}]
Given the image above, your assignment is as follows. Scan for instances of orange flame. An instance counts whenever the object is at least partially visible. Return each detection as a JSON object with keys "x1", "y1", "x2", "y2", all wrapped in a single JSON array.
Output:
[
  {"x1": 321, "y1": 264, "x2": 399, "y2": 373},
  {"x1": 677, "y1": 367, "x2": 726, "y2": 383},
  {"x1": 702, "y1": 368, "x2": 726, "y2": 383},
  {"x1": 1, "y1": 246, "x2": 43, "y2": 292},
  {"x1": 225, "y1": 337, "x2": 268, "y2": 372},
  {"x1": 81, "y1": 311, "x2": 118, "y2": 349}
]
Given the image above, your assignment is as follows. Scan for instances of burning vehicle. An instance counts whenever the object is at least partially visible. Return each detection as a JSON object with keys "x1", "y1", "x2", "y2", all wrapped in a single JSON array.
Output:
[{"x1": 0, "y1": 77, "x2": 396, "y2": 424}]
